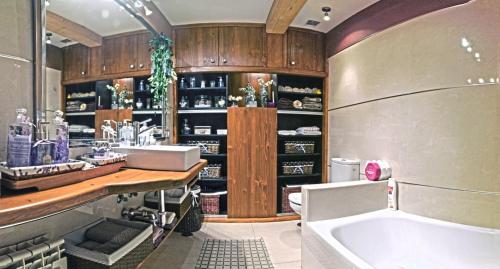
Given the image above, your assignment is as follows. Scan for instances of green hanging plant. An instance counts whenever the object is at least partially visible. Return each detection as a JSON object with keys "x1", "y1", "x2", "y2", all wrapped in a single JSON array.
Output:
[{"x1": 148, "y1": 33, "x2": 177, "y2": 104}]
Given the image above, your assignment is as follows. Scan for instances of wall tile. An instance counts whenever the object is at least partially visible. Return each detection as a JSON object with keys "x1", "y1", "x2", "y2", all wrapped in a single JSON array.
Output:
[
  {"x1": 398, "y1": 183, "x2": 500, "y2": 229},
  {"x1": 329, "y1": 84, "x2": 500, "y2": 192},
  {"x1": 0, "y1": 0, "x2": 33, "y2": 60},
  {"x1": 329, "y1": 0, "x2": 500, "y2": 109},
  {"x1": 0, "y1": 58, "x2": 33, "y2": 160}
]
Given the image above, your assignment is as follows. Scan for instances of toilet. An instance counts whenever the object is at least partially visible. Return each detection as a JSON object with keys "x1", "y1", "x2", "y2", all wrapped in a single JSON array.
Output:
[{"x1": 288, "y1": 158, "x2": 360, "y2": 216}]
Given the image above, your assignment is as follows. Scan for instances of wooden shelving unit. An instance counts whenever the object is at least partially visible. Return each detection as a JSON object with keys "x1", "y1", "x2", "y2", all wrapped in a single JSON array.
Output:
[{"x1": 176, "y1": 73, "x2": 229, "y2": 215}]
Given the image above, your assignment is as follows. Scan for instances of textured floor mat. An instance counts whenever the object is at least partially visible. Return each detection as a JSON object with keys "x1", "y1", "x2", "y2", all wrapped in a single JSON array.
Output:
[{"x1": 195, "y1": 238, "x2": 274, "y2": 269}]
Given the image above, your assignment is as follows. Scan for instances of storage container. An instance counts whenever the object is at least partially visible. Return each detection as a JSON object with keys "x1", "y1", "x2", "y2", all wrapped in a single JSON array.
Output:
[
  {"x1": 194, "y1": 95, "x2": 211, "y2": 108},
  {"x1": 187, "y1": 140, "x2": 220, "y2": 154},
  {"x1": 0, "y1": 235, "x2": 66, "y2": 269},
  {"x1": 64, "y1": 218, "x2": 153, "y2": 269},
  {"x1": 284, "y1": 141, "x2": 315, "y2": 154},
  {"x1": 281, "y1": 185, "x2": 302, "y2": 213},
  {"x1": 193, "y1": 126, "x2": 211, "y2": 135},
  {"x1": 200, "y1": 191, "x2": 227, "y2": 215},
  {"x1": 199, "y1": 164, "x2": 222, "y2": 179},
  {"x1": 282, "y1": 161, "x2": 314, "y2": 175}
]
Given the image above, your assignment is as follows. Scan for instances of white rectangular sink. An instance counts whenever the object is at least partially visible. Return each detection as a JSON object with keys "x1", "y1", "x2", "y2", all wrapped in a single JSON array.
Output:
[{"x1": 113, "y1": 145, "x2": 200, "y2": 171}]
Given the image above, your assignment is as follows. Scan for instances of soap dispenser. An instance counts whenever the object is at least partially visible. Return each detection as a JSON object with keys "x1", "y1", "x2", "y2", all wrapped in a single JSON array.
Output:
[
  {"x1": 51, "y1": 110, "x2": 69, "y2": 163},
  {"x1": 7, "y1": 108, "x2": 33, "y2": 167},
  {"x1": 31, "y1": 120, "x2": 55, "y2": 166}
]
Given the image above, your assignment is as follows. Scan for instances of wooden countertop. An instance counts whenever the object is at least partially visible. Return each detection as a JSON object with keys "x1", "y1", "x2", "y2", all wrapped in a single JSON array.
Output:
[{"x1": 0, "y1": 160, "x2": 207, "y2": 227}]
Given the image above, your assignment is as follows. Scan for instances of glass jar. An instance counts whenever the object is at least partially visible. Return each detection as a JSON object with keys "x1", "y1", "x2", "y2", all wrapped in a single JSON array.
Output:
[
  {"x1": 194, "y1": 95, "x2": 212, "y2": 108},
  {"x1": 214, "y1": 96, "x2": 226, "y2": 108}
]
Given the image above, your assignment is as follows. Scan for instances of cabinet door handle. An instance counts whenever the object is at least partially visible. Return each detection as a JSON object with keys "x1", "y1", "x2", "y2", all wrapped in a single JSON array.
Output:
[
  {"x1": 129, "y1": 64, "x2": 135, "y2": 69},
  {"x1": 290, "y1": 60, "x2": 296, "y2": 66},
  {"x1": 102, "y1": 65, "x2": 106, "y2": 72},
  {"x1": 222, "y1": 58, "x2": 227, "y2": 64},
  {"x1": 80, "y1": 71, "x2": 86, "y2": 76},
  {"x1": 210, "y1": 57, "x2": 216, "y2": 64},
  {"x1": 139, "y1": 63, "x2": 144, "y2": 69}
]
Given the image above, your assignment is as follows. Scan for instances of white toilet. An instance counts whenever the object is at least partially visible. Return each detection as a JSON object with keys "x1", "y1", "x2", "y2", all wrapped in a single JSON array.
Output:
[{"x1": 288, "y1": 158, "x2": 360, "y2": 215}]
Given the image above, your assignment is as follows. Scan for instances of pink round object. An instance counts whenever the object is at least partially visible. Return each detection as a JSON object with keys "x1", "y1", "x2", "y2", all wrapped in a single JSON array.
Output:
[{"x1": 365, "y1": 162, "x2": 382, "y2": 181}]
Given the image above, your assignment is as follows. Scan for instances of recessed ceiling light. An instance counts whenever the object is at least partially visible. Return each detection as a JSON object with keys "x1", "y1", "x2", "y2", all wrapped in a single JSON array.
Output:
[{"x1": 322, "y1": 7, "x2": 331, "y2": 21}]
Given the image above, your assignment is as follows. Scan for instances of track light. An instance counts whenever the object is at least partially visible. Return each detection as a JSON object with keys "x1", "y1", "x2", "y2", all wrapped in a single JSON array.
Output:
[
  {"x1": 322, "y1": 7, "x2": 331, "y2": 21},
  {"x1": 46, "y1": 33, "x2": 52, "y2": 44},
  {"x1": 144, "y1": 5, "x2": 152, "y2": 16}
]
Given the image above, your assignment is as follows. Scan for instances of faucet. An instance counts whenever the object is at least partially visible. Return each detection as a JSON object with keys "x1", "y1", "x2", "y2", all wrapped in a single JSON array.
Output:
[{"x1": 133, "y1": 118, "x2": 156, "y2": 146}]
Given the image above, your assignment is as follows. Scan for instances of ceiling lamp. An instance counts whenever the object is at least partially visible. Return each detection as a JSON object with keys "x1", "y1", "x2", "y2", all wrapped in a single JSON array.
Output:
[
  {"x1": 45, "y1": 0, "x2": 50, "y2": 6},
  {"x1": 134, "y1": 0, "x2": 143, "y2": 8},
  {"x1": 46, "y1": 33, "x2": 52, "y2": 44},
  {"x1": 144, "y1": 5, "x2": 153, "y2": 16},
  {"x1": 322, "y1": 7, "x2": 331, "y2": 21}
]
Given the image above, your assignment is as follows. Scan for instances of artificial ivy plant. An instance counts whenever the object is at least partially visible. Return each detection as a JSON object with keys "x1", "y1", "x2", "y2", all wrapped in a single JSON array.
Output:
[{"x1": 148, "y1": 33, "x2": 177, "y2": 103}]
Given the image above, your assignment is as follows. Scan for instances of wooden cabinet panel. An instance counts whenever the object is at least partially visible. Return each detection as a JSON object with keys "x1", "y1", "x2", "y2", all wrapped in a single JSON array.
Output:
[
  {"x1": 63, "y1": 44, "x2": 89, "y2": 81},
  {"x1": 287, "y1": 29, "x2": 325, "y2": 71},
  {"x1": 88, "y1": 46, "x2": 103, "y2": 78},
  {"x1": 136, "y1": 32, "x2": 152, "y2": 71},
  {"x1": 174, "y1": 27, "x2": 219, "y2": 67},
  {"x1": 219, "y1": 26, "x2": 265, "y2": 67},
  {"x1": 227, "y1": 108, "x2": 277, "y2": 218},
  {"x1": 103, "y1": 35, "x2": 138, "y2": 74},
  {"x1": 95, "y1": 109, "x2": 133, "y2": 139},
  {"x1": 266, "y1": 33, "x2": 286, "y2": 68}
]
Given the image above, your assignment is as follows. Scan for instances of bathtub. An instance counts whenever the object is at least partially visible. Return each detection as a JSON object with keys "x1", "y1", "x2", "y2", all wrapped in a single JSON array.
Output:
[{"x1": 304, "y1": 209, "x2": 500, "y2": 269}]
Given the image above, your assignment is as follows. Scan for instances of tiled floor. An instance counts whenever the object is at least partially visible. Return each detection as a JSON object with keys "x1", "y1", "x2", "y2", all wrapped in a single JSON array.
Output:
[{"x1": 140, "y1": 220, "x2": 302, "y2": 269}]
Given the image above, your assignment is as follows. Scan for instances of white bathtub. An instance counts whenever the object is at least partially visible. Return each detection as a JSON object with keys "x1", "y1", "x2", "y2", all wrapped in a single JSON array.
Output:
[{"x1": 305, "y1": 209, "x2": 500, "y2": 269}]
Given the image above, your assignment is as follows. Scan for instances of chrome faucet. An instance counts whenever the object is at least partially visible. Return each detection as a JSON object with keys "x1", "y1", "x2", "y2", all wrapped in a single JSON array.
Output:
[{"x1": 133, "y1": 118, "x2": 157, "y2": 146}]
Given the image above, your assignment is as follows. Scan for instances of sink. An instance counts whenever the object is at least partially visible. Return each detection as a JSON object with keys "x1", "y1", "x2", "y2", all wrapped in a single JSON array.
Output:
[{"x1": 113, "y1": 145, "x2": 200, "y2": 171}]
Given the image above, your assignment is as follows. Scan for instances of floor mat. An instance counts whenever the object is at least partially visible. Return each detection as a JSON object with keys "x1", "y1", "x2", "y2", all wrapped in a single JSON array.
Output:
[{"x1": 195, "y1": 238, "x2": 274, "y2": 269}]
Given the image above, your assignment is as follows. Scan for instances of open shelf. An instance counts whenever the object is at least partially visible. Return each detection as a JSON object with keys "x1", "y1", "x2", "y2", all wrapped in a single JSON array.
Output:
[
  {"x1": 276, "y1": 91, "x2": 322, "y2": 97},
  {"x1": 278, "y1": 134, "x2": 322, "y2": 139},
  {"x1": 179, "y1": 87, "x2": 227, "y2": 91},
  {"x1": 198, "y1": 177, "x2": 227, "y2": 184},
  {"x1": 277, "y1": 110, "x2": 323, "y2": 116},
  {"x1": 66, "y1": 111, "x2": 95, "y2": 116},
  {"x1": 201, "y1": 154, "x2": 228, "y2": 158},
  {"x1": 178, "y1": 109, "x2": 227, "y2": 114},
  {"x1": 278, "y1": 173, "x2": 322, "y2": 179},
  {"x1": 278, "y1": 153, "x2": 321, "y2": 157},
  {"x1": 132, "y1": 110, "x2": 162, "y2": 115},
  {"x1": 178, "y1": 134, "x2": 227, "y2": 138}
]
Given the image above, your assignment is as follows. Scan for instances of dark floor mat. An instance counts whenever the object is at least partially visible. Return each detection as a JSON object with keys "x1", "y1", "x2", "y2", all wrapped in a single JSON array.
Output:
[{"x1": 195, "y1": 238, "x2": 274, "y2": 269}]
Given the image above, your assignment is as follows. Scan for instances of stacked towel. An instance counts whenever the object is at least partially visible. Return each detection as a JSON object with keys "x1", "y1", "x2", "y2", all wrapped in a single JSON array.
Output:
[
  {"x1": 79, "y1": 221, "x2": 141, "y2": 255},
  {"x1": 296, "y1": 126, "x2": 322, "y2": 136},
  {"x1": 302, "y1": 97, "x2": 322, "y2": 111},
  {"x1": 278, "y1": 130, "x2": 298, "y2": 136},
  {"x1": 277, "y1": 98, "x2": 294, "y2": 109}
]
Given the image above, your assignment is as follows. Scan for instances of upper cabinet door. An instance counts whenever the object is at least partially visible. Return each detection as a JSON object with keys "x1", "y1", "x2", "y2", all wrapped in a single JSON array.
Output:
[
  {"x1": 287, "y1": 29, "x2": 325, "y2": 71},
  {"x1": 88, "y1": 46, "x2": 103, "y2": 78},
  {"x1": 174, "y1": 27, "x2": 219, "y2": 67},
  {"x1": 63, "y1": 44, "x2": 89, "y2": 81},
  {"x1": 218, "y1": 26, "x2": 265, "y2": 67},
  {"x1": 103, "y1": 34, "x2": 138, "y2": 74},
  {"x1": 136, "y1": 32, "x2": 152, "y2": 71}
]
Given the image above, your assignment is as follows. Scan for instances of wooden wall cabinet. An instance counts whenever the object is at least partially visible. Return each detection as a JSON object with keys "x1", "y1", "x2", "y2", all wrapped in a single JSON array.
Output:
[
  {"x1": 174, "y1": 26, "x2": 219, "y2": 67},
  {"x1": 103, "y1": 34, "x2": 138, "y2": 75},
  {"x1": 63, "y1": 44, "x2": 89, "y2": 81},
  {"x1": 136, "y1": 32, "x2": 152, "y2": 71},
  {"x1": 287, "y1": 29, "x2": 325, "y2": 72},
  {"x1": 227, "y1": 108, "x2": 277, "y2": 218},
  {"x1": 218, "y1": 26, "x2": 265, "y2": 67}
]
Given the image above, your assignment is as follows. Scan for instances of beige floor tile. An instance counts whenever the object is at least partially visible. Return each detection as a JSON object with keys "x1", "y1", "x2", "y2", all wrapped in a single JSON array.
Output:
[{"x1": 140, "y1": 221, "x2": 301, "y2": 268}]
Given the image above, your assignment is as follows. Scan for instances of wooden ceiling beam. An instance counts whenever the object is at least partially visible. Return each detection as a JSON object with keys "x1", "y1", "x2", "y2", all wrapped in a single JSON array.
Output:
[
  {"x1": 114, "y1": 0, "x2": 173, "y2": 37},
  {"x1": 266, "y1": 0, "x2": 307, "y2": 34},
  {"x1": 46, "y1": 11, "x2": 102, "y2": 47}
]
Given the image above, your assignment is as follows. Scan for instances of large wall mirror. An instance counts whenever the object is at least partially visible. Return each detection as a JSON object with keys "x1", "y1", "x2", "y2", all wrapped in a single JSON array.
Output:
[{"x1": 40, "y1": 0, "x2": 172, "y2": 143}]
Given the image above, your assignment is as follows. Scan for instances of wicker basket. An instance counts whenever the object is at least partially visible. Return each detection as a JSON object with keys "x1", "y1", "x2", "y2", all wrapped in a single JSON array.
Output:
[
  {"x1": 64, "y1": 218, "x2": 153, "y2": 269},
  {"x1": 188, "y1": 140, "x2": 220, "y2": 154},
  {"x1": 284, "y1": 141, "x2": 315, "y2": 154},
  {"x1": 199, "y1": 164, "x2": 222, "y2": 179},
  {"x1": 282, "y1": 161, "x2": 314, "y2": 175},
  {"x1": 281, "y1": 186, "x2": 302, "y2": 213},
  {"x1": 201, "y1": 191, "x2": 226, "y2": 214}
]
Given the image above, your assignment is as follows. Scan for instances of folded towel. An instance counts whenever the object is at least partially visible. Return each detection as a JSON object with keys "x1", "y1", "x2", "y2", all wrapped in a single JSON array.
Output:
[
  {"x1": 85, "y1": 222, "x2": 128, "y2": 243},
  {"x1": 278, "y1": 130, "x2": 298, "y2": 136}
]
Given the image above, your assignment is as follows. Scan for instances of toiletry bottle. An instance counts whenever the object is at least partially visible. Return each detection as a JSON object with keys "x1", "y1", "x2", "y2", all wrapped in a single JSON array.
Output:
[
  {"x1": 388, "y1": 178, "x2": 397, "y2": 210},
  {"x1": 51, "y1": 110, "x2": 69, "y2": 163},
  {"x1": 31, "y1": 120, "x2": 55, "y2": 166},
  {"x1": 7, "y1": 108, "x2": 33, "y2": 167}
]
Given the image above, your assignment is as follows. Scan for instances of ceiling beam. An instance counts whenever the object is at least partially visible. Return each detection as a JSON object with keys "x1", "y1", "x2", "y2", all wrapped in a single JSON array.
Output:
[
  {"x1": 114, "y1": 0, "x2": 173, "y2": 37},
  {"x1": 266, "y1": 0, "x2": 307, "y2": 34},
  {"x1": 46, "y1": 11, "x2": 102, "y2": 47}
]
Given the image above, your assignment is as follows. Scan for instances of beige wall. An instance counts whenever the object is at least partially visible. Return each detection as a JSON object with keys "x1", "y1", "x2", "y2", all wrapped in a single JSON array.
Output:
[
  {"x1": 0, "y1": 0, "x2": 34, "y2": 160},
  {"x1": 328, "y1": 0, "x2": 500, "y2": 228}
]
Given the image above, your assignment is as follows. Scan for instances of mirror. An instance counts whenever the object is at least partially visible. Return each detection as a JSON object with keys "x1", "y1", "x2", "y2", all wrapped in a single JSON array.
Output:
[{"x1": 42, "y1": 0, "x2": 169, "y2": 142}]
